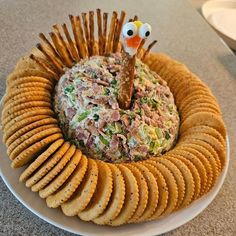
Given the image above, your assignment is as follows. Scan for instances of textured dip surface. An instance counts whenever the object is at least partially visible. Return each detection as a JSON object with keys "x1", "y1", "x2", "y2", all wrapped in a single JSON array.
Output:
[{"x1": 54, "y1": 54, "x2": 179, "y2": 163}]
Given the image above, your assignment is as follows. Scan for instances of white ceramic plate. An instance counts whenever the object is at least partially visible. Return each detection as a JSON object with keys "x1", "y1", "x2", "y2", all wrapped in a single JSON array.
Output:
[
  {"x1": 201, "y1": 0, "x2": 236, "y2": 50},
  {"x1": 0, "y1": 99, "x2": 229, "y2": 236}
]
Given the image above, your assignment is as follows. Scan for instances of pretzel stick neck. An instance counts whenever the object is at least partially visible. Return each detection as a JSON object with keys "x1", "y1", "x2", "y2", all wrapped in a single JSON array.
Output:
[{"x1": 118, "y1": 51, "x2": 136, "y2": 109}]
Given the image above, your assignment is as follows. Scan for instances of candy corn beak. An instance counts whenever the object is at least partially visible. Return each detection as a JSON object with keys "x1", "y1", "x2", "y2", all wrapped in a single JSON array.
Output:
[{"x1": 126, "y1": 35, "x2": 142, "y2": 49}]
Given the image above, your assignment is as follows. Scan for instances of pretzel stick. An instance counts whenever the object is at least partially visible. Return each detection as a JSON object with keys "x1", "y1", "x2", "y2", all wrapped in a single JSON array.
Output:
[
  {"x1": 49, "y1": 31, "x2": 72, "y2": 67},
  {"x1": 69, "y1": 15, "x2": 81, "y2": 58},
  {"x1": 62, "y1": 23, "x2": 80, "y2": 61},
  {"x1": 96, "y1": 9, "x2": 103, "y2": 55},
  {"x1": 30, "y1": 54, "x2": 59, "y2": 80},
  {"x1": 36, "y1": 43, "x2": 64, "y2": 73},
  {"x1": 53, "y1": 25, "x2": 74, "y2": 66},
  {"x1": 89, "y1": 11, "x2": 95, "y2": 56},
  {"x1": 105, "y1": 11, "x2": 117, "y2": 54},
  {"x1": 141, "y1": 40, "x2": 157, "y2": 61},
  {"x1": 113, "y1": 11, "x2": 126, "y2": 53},
  {"x1": 82, "y1": 13, "x2": 90, "y2": 55},
  {"x1": 102, "y1": 12, "x2": 108, "y2": 54},
  {"x1": 75, "y1": 15, "x2": 88, "y2": 58},
  {"x1": 118, "y1": 51, "x2": 135, "y2": 109},
  {"x1": 39, "y1": 33, "x2": 63, "y2": 64}
]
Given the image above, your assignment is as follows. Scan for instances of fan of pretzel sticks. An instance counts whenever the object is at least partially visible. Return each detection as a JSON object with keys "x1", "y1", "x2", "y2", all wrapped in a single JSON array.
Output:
[{"x1": 30, "y1": 9, "x2": 157, "y2": 108}]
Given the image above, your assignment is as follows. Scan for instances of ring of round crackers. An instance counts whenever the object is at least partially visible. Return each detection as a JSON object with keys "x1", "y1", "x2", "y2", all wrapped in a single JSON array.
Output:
[
  {"x1": 125, "y1": 164, "x2": 148, "y2": 223},
  {"x1": 78, "y1": 161, "x2": 113, "y2": 221},
  {"x1": 93, "y1": 164, "x2": 125, "y2": 225},
  {"x1": 131, "y1": 162, "x2": 159, "y2": 222},
  {"x1": 39, "y1": 148, "x2": 81, "y2": 198},
  {"x1": 46, "y1": 154, "x2": 89, "y2": 208},
  {"x1": 107, "y1": 164, "x2": 139, "y2": 226},
  {"x1": 11, "y1": 133, "x2": 63, "y2": 168},
  {"x1": 24, "y1": 142, "x2": 70, "y2": 185}
]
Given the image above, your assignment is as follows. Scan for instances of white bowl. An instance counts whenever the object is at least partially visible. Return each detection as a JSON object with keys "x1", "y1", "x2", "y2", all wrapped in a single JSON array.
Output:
[{"x1": 201, "y1": 0, "x2": 236, "y2": 50}]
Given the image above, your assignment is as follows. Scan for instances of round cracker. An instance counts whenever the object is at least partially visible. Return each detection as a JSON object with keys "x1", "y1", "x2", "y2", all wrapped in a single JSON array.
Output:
[
  {"x1": 126, "y1": 164, "x2": 148, "y2": 223},
  {"x1": 5, "y1": 117, "x2": 58, "y2": 147},
  {"x1": 180, "y1": 112, "x2": 226, "y2": 139},
  {"x1": 181, "y1": 101, "x2": 221, "y2": 116},
  {"x1": 176, "y1": 144, "x2": 213, "y2": 195},
  {"x1": 169, "y1": 147, "x2": 207, "y2": 195},
  {"x1": 181, "y1": 125, "x2": 225, "y2": 148},
  {"x1": 6, "y1": 68, "x2": 54, "y2": 85},
  {"x1": 93, "y1": 164, "x2": 125, "y2": 225},
  {"x1": 7, "y1": 124, "x2": 58, "y2": 157},
  {"x1": 3, "y1": 95, "x2": 51, "y2": 110},
  {"x1": 181, "y1": 143, "x2": 219, "y2": 190},
  {"x1": 11, "y1": 133, "x2": 62, "y2": 168},
  {"x1": 2, "y1": 101, "x2": 52, "y2": 118},
  {"x1": 3, "y1": 113, "x2": 54, "y2": 141},
  {"x1": 184, "y1": 139, "x2": 222, "y2": 172},
  {"x1": 141, "y1": 162, "x2": 169, "y2": 221},
  {"x1": 78, "y1": 161, "x2": 113, "y2": 221},
  {"x1": 108, "y1": 164, "x2": 139, "y2": 226},
  {"x1": 147, "y1": 161, "x2": 178, "y2": 217},
  {"x1": 2, "y1": 87, "x2": 51, "y2": 104},
  {"x1": 166, "y1": 153, "x2": 201, "y2": 200},
  {"x1": 181, "y1": 107, "x2": 221, "y2": 122},
  {"x1": 23, "y1": 140, "x2": 70, "y2": 184},
  {"x1": 179, "y1": 133, "x2": 226, "y2": 169},
  {"x1": 6, "y1": 82, "x2": 53, "y2": 93},
  {"x1": 163, "y1": 156, "x2": 195, "y2": 208},
  {"x1": 31, "y1": 144, "x2": 76, "y2": 192},
  {"x1": 151, "y1": 158, "x2": 185, "y2": 210},
  {"x1": 21, "y1": 141, "x2": 69, "y2": 183},
  {"x1": 7, "y1": 76, "x2": 53, "y2": 89},
  {"x1": 131, "y1": 163, "x2": 159, "y2": 222},
  {"x1": 39, "y1": 147, "x2": 80, "y2": 198},
  {"x1": 46, "y1": 154, "x2": 88, "y2": 208},
  {"x1": 3, "y1": 108, "x2": 54, "y2": 134},
  {"x1": 9, "y1": 127, "x2": 61, "y2": 160}
]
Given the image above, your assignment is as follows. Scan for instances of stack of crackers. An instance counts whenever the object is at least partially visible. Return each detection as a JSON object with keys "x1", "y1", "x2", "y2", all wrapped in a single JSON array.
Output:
[{"x1": 0, "y1": 9, "x2": 226, "y2": 226}]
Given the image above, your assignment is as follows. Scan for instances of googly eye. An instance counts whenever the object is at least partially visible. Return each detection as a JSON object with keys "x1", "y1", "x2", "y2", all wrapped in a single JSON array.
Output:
[
  {"x1": 122, "y1": 22, "x2": 138, "y2": 38},
  {"x1": 139, "y1": 23, "x2": 152, "y2": 39}
]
